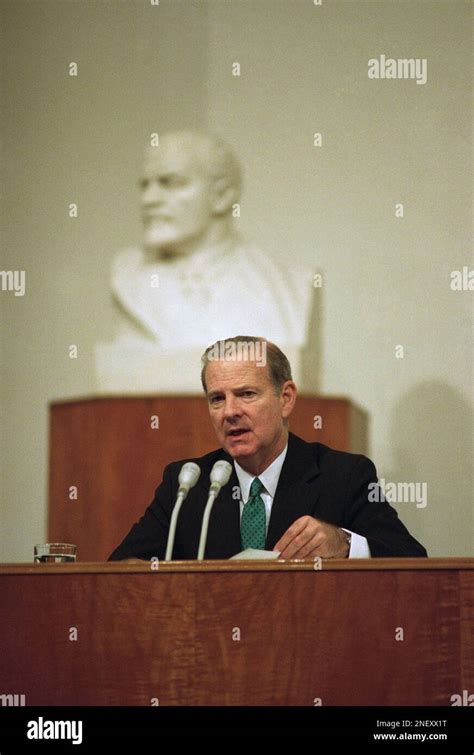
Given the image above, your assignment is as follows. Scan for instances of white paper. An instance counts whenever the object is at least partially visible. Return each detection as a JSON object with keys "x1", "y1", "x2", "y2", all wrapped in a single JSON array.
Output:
[{"x1": 229, "y1": 548, "x2": 281, "y2": 560}]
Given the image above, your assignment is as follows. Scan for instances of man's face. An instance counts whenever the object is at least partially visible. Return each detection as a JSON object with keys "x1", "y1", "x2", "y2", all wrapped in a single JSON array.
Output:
[
  {"x1": 140, "y1": 138, "x2": 215, "y2": 255},
  {"x1": 205, "y1": 359, "x2": 296, "y2": 474}
]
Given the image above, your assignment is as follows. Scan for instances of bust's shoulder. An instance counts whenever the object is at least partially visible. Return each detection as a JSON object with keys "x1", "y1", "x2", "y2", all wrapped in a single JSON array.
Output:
[
  {"x1": 111, "y1": 248, "x2": 146, "y2": 292},
  {"x1": 236, "y1": 242, "x2": 313, "y2": 282}
]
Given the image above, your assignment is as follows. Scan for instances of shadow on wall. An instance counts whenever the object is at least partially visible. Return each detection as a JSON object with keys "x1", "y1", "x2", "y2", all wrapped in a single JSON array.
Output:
[{"x1": 387, "y1": 381, "x2": 473, "y2": 557}]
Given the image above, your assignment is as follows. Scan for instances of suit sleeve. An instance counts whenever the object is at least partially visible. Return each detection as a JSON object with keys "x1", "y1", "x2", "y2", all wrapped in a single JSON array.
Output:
[
  {"x1": 344, "y1": 456, "x2": 428, "y2": 557},
  {"x1": 108, "y1": 463, "x2": 176, "y2": 561}
]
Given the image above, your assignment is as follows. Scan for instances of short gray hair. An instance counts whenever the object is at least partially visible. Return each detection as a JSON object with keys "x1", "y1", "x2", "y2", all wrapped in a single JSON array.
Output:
[{"x1": 200, "y1": 336, "x2": 292, "y2": 393}]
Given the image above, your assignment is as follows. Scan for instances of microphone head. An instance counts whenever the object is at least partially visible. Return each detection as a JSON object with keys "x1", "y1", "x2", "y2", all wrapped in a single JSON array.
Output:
[
  {"x1": 210, "y1": 460, "x2": 233, "y2": 490},
  {"x1": 178, "y1": 462, "x2": 201, "y2": 493}
]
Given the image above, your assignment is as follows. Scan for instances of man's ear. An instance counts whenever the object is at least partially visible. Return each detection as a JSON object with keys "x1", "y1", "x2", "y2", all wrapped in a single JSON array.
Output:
[
  {"x1": 210, "y1": 177, "x2": 236, "y2": 215},
  {"x1": 281, "y1": 381, "x2": 297, "y2": 419}
]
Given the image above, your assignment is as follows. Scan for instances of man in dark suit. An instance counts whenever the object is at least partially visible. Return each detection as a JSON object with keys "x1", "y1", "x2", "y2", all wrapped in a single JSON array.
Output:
[{"x1": 109, "y1": 336, "x2": 427, "y2": 561}]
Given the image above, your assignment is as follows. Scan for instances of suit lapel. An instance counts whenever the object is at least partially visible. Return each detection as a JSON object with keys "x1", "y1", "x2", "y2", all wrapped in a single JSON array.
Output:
[
  {"x1": 197, "y1": 435, "x2": 321, "y2": 557},
  {"x1": 265, "y1": 433, "x2": 321, "y2": 549}
]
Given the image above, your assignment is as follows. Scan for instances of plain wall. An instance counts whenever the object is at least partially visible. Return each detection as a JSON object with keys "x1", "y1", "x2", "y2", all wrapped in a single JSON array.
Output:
[
  {"x1": 205, "y1": 0, "x2": 473, "y2": 554},
  {"x1": 1, "y1": 0, "x2": 472, "y2": 560},
  {"x1": 0, "y1": 0, "x2": 209, "y2": 559}
]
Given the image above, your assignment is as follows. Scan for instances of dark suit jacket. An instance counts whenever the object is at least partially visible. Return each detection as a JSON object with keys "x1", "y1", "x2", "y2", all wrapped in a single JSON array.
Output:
[{"x1": 108, "y1": 433, "x2": 427, "y2": 560}]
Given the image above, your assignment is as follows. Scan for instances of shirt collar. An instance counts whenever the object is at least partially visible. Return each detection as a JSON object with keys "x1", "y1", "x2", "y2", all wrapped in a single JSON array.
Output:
[{"x1": 234, "y1": 444, "x2": 288, "y2": 503}]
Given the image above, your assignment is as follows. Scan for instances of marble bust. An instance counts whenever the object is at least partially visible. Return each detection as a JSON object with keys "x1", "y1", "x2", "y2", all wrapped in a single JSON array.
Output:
[{"x1": 95, "y1": 130, "x2": 314, "y2": 393}]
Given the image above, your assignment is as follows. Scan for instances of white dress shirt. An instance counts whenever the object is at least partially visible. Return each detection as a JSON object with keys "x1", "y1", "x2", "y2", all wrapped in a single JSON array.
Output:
[{"x1": 234, "y1": 444, "x2": 371, "y2": 558}]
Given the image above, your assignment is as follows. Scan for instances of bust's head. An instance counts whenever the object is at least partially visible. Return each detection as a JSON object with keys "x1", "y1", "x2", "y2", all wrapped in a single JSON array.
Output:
[{"x1": 140, "y1": 130, "x2": 242, "y2": 258}]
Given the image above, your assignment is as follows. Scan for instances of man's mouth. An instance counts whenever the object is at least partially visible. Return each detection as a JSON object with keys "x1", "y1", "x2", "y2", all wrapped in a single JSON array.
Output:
[{"x1": 227, "y1": 428, "x2": 250, "y2": 438}]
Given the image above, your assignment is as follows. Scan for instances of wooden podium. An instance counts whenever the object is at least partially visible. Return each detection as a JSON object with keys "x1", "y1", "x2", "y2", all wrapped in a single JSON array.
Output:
[
  {"x1": 48, "y1": 395, "x2": 367, "y2": 561},
  {"x1": 1, "y1": 559, "x2": 473, "y2": 706}
]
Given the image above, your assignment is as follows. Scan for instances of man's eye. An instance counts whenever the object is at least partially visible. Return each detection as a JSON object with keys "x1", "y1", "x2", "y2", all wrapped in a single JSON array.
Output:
[
  {"x1": 242, "y1": 391, "x2": 256, "y2": 398},
  {"x1": 209, "y1": 396, "x2": 223, "y2": 405}
]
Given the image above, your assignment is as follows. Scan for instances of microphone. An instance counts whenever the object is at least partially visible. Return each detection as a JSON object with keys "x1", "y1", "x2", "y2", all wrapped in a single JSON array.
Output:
[
  {"x1": 178, "y1": 462, "x2": 201, "y2": 496},
  {"x1": 197, "y1": 460, "x2": 233, "y2": 560},
  {"x1": 209, "y1": 459, "x2": 233, "y2": 493},
  {"x1": 165, "y1": 462, "x2": 201, "y2": 561}
]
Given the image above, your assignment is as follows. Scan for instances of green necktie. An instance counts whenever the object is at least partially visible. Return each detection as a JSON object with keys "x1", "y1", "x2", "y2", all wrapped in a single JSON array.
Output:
[{"x1": 241, "y1": 477, "x2": 266, "y2": 550}]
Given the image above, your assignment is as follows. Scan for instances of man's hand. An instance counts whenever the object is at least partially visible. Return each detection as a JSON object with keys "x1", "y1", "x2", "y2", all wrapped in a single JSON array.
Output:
[{"x1": 274, "y1": 516, "x2": 350, "y2": 559}]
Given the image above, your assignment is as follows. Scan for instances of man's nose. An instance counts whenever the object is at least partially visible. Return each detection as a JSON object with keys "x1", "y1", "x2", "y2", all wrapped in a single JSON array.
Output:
[{"x1": 223, "y1": 396, "x2": 242, "y2": 419}]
